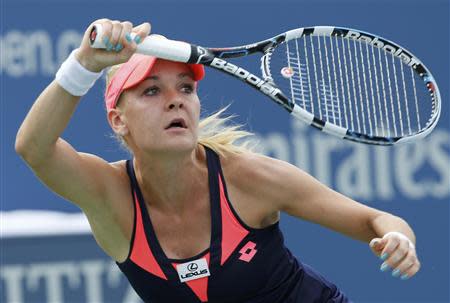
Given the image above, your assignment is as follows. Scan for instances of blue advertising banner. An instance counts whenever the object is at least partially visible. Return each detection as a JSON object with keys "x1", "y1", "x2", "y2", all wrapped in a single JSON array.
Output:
[{"x1": 1, "y1": 0, "x2": 449, "y2": 302}]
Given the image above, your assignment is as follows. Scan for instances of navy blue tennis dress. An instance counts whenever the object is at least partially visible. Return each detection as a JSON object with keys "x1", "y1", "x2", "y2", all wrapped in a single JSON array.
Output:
[{"x1": 117, "y1": 147, "x2": 351, "y2": 303}]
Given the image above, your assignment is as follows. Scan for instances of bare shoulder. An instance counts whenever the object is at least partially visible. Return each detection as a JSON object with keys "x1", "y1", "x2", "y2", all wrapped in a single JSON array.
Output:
[
  {"x1": 221, "y1": 151, "x2": 304, "y2": 196},
  {"x1": 109, "y1": 158, "x2": 128, "y2": 176},
  {"x1": 219, "y1": 151, "x2": 305, "y2": 226}
]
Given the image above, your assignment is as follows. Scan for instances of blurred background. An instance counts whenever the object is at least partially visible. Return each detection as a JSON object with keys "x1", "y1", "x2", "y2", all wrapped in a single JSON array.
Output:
[{"x1": 1, "y1": 0, "x2": 449, "y2": 302}]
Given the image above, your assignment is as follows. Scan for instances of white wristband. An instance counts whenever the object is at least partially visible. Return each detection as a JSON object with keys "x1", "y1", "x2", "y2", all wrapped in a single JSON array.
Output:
[{"x1": 55, "y1": 49, "x2": 102, "y2": 96}]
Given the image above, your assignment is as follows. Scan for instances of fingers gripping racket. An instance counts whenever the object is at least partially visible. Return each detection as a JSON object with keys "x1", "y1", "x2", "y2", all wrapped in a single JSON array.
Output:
[{"x1": 90, "y1": 24, "x2": 441, "y2": 145}]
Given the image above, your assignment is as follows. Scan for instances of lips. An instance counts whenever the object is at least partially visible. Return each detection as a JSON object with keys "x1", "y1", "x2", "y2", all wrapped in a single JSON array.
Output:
[{"x1": 165, "y1": 118, "x2": 187, "y2": 129}]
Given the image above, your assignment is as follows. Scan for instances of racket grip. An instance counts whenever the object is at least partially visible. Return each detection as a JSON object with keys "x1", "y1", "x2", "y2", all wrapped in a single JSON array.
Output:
[{"x1": 89, "y1": 23, "x2": 192, "y2": 63}]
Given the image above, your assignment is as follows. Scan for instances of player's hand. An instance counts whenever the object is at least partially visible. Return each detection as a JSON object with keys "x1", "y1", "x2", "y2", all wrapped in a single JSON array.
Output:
[
  {"x1": 76, "y1": 19, "x2": 151, "y2": 72},
  {"x1": 369, "y1": 232, "x2": 420, "y2": 280}
]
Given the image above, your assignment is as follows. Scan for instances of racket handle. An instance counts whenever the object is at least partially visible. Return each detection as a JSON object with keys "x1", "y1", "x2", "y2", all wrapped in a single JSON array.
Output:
[{"x1": 89, "y1": 23, "x2": 193, "y2": 63}]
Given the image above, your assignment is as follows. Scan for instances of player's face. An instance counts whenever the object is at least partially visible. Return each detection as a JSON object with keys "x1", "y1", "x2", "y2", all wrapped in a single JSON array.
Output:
[{"x1": 119, "y1": 60, "x2": 201, "y2": 155}]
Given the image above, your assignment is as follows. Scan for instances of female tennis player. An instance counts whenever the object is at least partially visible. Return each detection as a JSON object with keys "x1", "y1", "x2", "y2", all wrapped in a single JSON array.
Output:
[{"x1": 16, "y1": 19, "x2": 420, "y2": 303}]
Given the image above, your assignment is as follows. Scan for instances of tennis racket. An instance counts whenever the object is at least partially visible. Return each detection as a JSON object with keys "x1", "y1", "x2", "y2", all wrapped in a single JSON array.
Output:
[{"x1": 90, "y1": 24, "x2": 441, "y2": 145}]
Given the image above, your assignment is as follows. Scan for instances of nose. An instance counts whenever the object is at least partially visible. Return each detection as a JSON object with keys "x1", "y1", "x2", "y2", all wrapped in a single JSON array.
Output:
[
  {"x1": 168, "y1": 101, "x2": 183, "y2": 110},
  {"x1": 166, "y1": 90, "x2": 184, "y2": 110}
]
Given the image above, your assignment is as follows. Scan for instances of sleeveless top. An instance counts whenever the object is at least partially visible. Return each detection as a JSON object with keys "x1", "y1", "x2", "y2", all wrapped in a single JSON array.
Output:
[{"x1": 117, "y1": 147, "x2": 351, "y2": 303}]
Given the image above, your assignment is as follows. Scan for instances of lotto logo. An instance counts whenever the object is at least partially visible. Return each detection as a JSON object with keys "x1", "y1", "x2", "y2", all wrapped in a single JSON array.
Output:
[{"x1": 239, "y1": 241, "x2": 257, "y2": 262}]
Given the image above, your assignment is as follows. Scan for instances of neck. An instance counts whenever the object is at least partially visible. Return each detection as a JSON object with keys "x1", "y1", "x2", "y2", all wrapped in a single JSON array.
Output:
[{"x1": 133, "y1": 145, "x2": 207, "y2": 213}]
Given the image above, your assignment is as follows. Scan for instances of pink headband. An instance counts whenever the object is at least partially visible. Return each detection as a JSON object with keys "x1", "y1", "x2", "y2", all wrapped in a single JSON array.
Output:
[{"x1": 105, "y1": 54, "x2": 205, "y2": 110}]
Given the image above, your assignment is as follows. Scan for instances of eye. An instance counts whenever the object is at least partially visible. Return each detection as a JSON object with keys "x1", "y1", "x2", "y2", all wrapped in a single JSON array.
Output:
[
  {"x1": 181, "y1": 83, "x2": 195, "y2": 94},
  {"x1": 143, "y1": 86, "x2": 160, "y2": 96}
]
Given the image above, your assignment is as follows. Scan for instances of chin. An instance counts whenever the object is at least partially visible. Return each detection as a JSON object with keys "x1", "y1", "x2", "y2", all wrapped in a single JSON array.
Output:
[{"x1": 157, "y1": 138, "x2": 198, "y2": 155}]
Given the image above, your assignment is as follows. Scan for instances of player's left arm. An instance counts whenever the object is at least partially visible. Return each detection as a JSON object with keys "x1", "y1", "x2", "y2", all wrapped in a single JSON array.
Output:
[{"x1": 244, "y1": 154, "x2": 421, "y2": 279}]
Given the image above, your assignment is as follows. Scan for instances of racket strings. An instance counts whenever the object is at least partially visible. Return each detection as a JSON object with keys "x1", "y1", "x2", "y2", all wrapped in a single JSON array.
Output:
[
  {"x1": 286, "y1": 43, "x2": 313, "y2": 112},
  {"x1": 270, "y1": 34, "x2": 433, "y2": 138}
]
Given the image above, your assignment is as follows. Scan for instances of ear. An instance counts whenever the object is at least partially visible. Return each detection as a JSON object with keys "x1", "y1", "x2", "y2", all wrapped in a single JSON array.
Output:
[{"x1": 107, "y1": 108, "x2": 129, "y2": 136}]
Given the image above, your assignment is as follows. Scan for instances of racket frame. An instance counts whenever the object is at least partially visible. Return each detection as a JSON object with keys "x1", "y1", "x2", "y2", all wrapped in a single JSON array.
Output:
[{"x1": 90, "y1": 24, "x2": 441, "y2": 145}]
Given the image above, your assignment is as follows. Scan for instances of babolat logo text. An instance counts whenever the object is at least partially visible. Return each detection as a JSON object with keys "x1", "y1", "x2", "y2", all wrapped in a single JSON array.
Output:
[
  {"x1": 210, "y1": 58, "x2": 282, "y2": 98},
  {"x1": 344, "y1": 31, "x2": 420, "y2": 67}
]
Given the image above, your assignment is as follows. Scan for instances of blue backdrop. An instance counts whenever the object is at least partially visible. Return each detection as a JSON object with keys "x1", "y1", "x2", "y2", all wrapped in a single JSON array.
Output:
[{"x1": 1, "y1": 0, "x2": 449, "y2": 302}]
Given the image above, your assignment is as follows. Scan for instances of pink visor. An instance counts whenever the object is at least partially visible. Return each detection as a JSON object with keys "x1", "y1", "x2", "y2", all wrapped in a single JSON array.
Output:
[{"x1": 105, "y1": 54, "x2": 205, "y2": 110}]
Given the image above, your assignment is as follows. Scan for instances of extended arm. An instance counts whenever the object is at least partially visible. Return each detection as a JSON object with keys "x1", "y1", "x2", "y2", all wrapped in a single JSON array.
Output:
[
  {"x1": 231, "y1": 152, "x2": 420, "y2": 280},
  {"x1": 15, "y1": 19, "x2": 150, "y2": 261},
  {"x1": 15, "y1": 19, "x2": 148, "y2": 209}
]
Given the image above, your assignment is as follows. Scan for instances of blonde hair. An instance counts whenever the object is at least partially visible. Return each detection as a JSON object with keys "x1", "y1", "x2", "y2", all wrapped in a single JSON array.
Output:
[
  {"x1": 105, "y1": 64, "x2": 257, "y2": 156},
  {"x1": 197, "y1": 106, "x2": 257, "y2": 156}
]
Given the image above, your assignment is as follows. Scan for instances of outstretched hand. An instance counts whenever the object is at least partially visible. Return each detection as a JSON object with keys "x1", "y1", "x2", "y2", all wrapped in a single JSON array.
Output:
[{"x1": 369, "y1": 232, "x2": 420, "y2": 280}]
